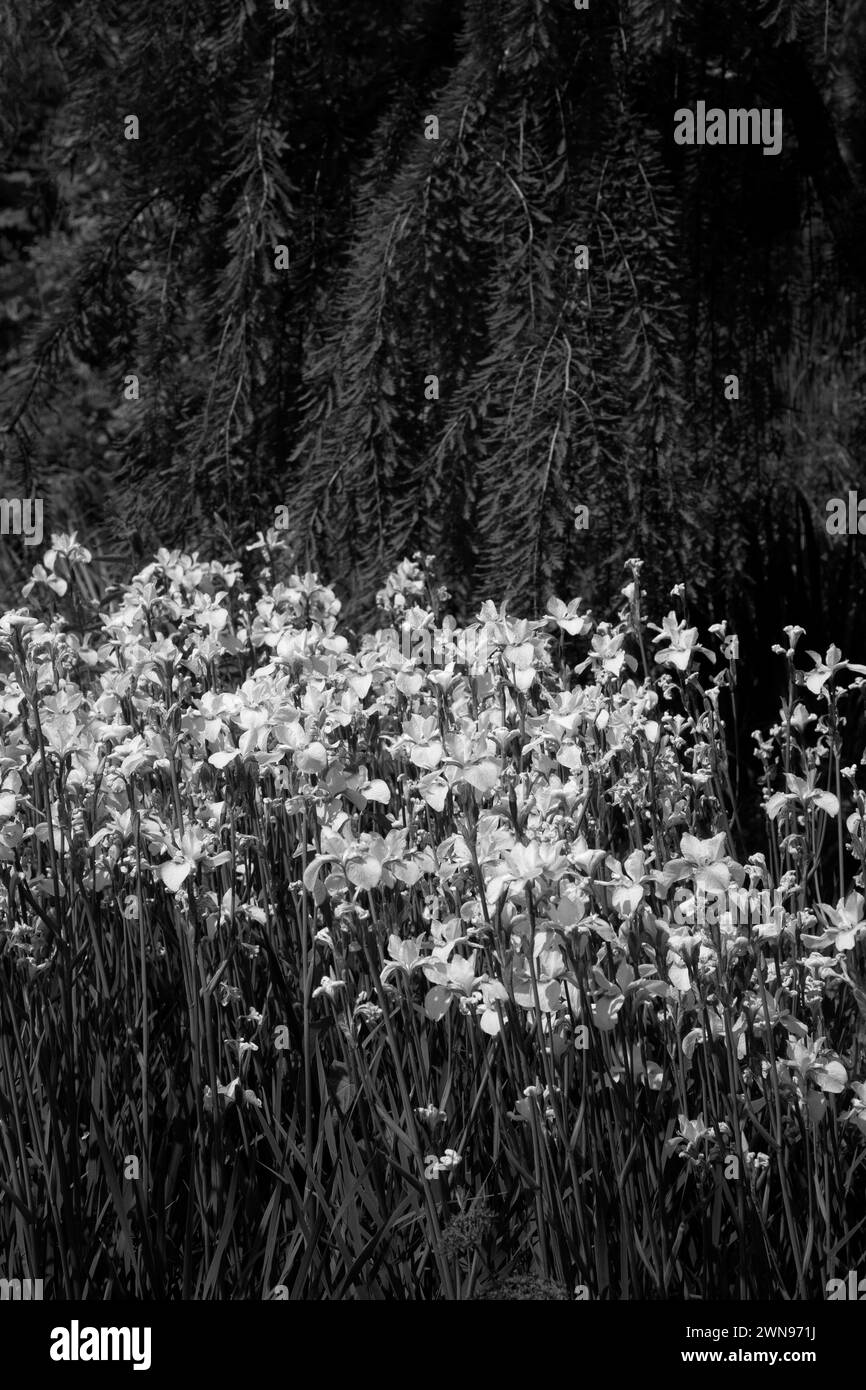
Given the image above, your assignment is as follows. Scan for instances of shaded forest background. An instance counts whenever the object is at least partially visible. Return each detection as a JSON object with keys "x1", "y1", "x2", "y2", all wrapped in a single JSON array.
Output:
[{"x1": 2, "y1": 0, "x2": 866, "y2": 743}]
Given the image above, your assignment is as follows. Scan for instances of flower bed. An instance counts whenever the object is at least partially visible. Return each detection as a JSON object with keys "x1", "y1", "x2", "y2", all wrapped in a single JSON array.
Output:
[{"x1": 1, "y1": 536, "x2": 865, "y2": 1299}]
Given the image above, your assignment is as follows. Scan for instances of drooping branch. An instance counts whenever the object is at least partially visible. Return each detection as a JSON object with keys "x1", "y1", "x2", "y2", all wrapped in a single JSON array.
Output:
[{"x1": 776, "y1": 42, "x2": 866, "y2": 291}]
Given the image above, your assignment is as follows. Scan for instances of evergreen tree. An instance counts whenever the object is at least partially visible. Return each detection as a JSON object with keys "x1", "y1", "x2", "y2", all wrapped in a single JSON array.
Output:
[{"x1": 2, "y1": 0, "x2": 865, "y2": 655}]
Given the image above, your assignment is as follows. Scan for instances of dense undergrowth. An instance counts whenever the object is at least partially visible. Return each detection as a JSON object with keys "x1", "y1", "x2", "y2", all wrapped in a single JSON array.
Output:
[{"x1": 1, "y1": 533, "x2": 866, "y2": 1299}]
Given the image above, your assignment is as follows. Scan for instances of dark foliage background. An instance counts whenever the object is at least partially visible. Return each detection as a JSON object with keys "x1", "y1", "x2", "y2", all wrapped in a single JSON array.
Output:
[{"x1": 2, "y1": 0, "x2": 866, "y2": 724}]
